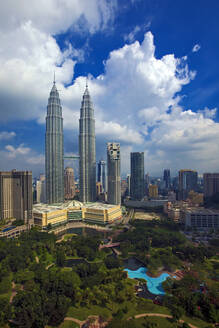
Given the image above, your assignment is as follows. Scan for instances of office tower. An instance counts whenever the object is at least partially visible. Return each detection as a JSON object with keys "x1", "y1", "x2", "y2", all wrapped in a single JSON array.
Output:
[
  {"x1": 178, "y1": 169, "x2": 198, "y2": 200},
  {"x1": 36, "y1": 174, "x2": 46, "y2": 203},
  {"x1": 107, "y1": 143, "x2": 121, "y2": 205},
  {"x1": 203, "y1": 173, "x2": 219, "y2": 198},
  {"x1": 64, "y1": 167, "x2": 75, "y2": 200},
  {"x1": 130, "y1": 152, "x2": 144, "y2": 200},
  {"x1": 79, "y1": 84, "x2": 96, "y2": 202},
  {"x1": 127, "y1": 174, "x2": 131, "y2": 196},
  {"x1": 45, "y1": 80, "x2": 64, "y2": 204},
  {"x1": 0, "y1": 170, "x2": 32, "y2": 222},
  {"x1": 163, "y1": 169, "x2": 171, "y2": 189},
  {"x1": 97, "y1": 160, "x2": 106, "y2": 192},
  {"x1": 145, "y1": 173, "x2": 149, "y2": 195},
  {"x1": 149, "y1": 184, "x2": 158, "y2": 198},
  {"x1": 96, "y1": 182, "x2": 102, "y2": 197},
  {"x1": 121, "y1": 179, "x2": 128, "y2": 197}
]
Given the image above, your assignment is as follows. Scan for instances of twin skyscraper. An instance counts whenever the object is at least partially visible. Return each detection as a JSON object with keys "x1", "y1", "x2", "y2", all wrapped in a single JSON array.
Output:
[{"x1": 45, "y1": 79, "x2": 119, "y2": 205}]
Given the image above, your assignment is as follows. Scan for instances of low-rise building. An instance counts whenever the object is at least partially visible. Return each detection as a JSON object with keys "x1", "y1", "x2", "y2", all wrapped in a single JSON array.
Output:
[
  {"x1": 33, "y1": 208, "x2": 67, "y2": 228},
  {"x1": 185, "y1": 208, "x2": 219, "y2": 229},
  {"x1": 33, "y1": 200, "x2": 83, "y2": 228},
  {"x1": 0, "y1": 221, "x2": 34, "y2": 239},
  {"x1": 82, "y1": 203, "x2": 122, "y2": 225}
]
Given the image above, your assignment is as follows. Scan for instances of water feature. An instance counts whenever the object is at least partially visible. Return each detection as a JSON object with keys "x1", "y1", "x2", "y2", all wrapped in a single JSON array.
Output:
[
  {"x1": 124, "y1": 257, "x2": 172, "y2": 295},
  {"x1": 2, "y1": 226, "x2": 16, "y2": 232},
  {"x1": 65, "y1": 227, "x2": 109, "y2": 239}
]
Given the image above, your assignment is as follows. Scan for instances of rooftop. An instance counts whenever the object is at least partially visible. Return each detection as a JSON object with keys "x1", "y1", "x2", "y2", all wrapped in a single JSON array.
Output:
[
  {"x1": 83, "y1": 202, "x2": 119, "y2": 210},
  {"x1": 186, "y1": 207, "x2": 219, "y2": 215},
  {"x1": 33, "y1": 200, "x2": 83, "y2": 213}
]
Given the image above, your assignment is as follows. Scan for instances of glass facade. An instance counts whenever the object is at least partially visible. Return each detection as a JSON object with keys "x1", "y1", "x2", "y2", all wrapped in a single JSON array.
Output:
[
  {"x1": 130, "y1": 152, "x2": 145, "y2": 200},
  {"x1": 45, "y1": 82, "x2": 64, "y2": 204},
  {"x1": 79, "y1": 86, "x2": 96, "y2": 202}
]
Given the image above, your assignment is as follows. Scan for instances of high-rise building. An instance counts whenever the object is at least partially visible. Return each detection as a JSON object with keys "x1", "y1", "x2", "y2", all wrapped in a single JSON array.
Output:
[
  {"x1": 203, "y1": 173, "x2": 219, "y2": 198},
  {"x1": 0, "y1": 170, "x2": 32, "y2": 222},
  {"x1": 130, "y1": 152, "x2": 144, "y2": 200},
  {"x1": 96, "y1": 182, "x2": 103, "y2": 197},
  {"x1": 64, "y1": 167, "x2": 75, "y2": 200},
  {"x1": 145, "y1": 173, "x2": 150, "y2": 195},
  {"x1": 163, "y1": 169, "x2": 171, "y2": 189},
  {"x1": 45, "y1": 80, "x2": 64, "y2": 204},
  {"x1": 79, "y1": 84, "x2": 96, "y2": 202},
  {"x1": 149, "y1": 184, "x2": 158, "y2": 198},
  {"x1": 127, "y1": 174, "x2": 131, "y2": 196},
  {"x1": 97, "y1": 160, "x2": 106, "y2": 192},
  {"x1": 178, "y1": 169, "x2": 198, "y2": 200},
  {"x1": 121, "y1": 179, "x2": 128, "y2": 197},
  {"x1": 36, "y1": 174, "x2": 46, "y2": 203},
  {"x1": 107, "y1": 143, "x2": 121, "y2": 205}
]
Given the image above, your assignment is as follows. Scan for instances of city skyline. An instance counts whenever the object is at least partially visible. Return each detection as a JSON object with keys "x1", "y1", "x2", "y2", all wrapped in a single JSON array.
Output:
[{"x1": 0, "y1": 1, "x2": 219, "y2": 177}]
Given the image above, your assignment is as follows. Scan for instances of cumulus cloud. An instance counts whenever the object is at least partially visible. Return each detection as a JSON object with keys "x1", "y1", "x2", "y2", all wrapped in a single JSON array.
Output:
[
  {"x1": 0, "y1": 145, "x2": 44, "y2": 176},
  {"x1": 0, "y1": 0, "x2": 117, "y2": 34},
  {"x1": 0, "y1": 1, "x2": 217, "y2": 176},
  {"x1": 96, "y1": 120, "x2": 143, "y2": 144},
  {"x1": 0, "y1": 131, "x2": 16, "y2": 140},
  {"x1": 192, "y1": 44, "x2": 201, "y2": 52}
]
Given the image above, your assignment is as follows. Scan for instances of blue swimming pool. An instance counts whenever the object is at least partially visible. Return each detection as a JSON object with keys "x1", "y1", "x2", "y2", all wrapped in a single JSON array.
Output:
[
  {"x1": 2, "y1": 226, "x2": 16, "y2": 232},
  {"x1": 125, "y1": 267, "x2": 170, "y2": 295}
]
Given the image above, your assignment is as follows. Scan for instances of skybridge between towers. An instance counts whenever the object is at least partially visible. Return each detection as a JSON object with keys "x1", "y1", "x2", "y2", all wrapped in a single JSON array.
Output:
[{"x1": 64, "y1": 155, "x2": 80, "y2": 160}]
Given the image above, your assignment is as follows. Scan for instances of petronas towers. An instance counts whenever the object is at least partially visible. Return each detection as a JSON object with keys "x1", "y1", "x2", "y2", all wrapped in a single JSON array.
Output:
[
  {"x1": 45, "y1": 81, "x2": 64, "y2": 204},
  {"x1": 45, "y1": 80, "x2": 96, "y2": 204},
  {"x1": 79, "y1": 84, "x2": 96, "y2": 202}
]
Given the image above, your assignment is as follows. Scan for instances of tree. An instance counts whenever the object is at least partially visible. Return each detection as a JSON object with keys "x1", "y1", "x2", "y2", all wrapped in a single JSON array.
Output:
[
  {"x1": 0, "y1": 297, "x2": 11, "y2": 326},
  {"x1": 56, "y1": 249, "x2": 65, "y2": 267},
  {"x1": 170, "y1": 305, "x2": 184, "y2": 324},
  {"x1": 182, "y1": 323, "x2": 190, "y2": 328}
]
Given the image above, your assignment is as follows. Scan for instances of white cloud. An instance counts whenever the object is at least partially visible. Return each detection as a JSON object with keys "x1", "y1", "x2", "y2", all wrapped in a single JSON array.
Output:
[
  {"x1": 0, "y1": 1, "x2": 217, "y2": 177},
  {"x1": 27, "y1": 154, "x2": 45, "y2": 165},
  {"x1": 0, "y1": 131, "x2": 16, "y2": 140},
  {"x1": 96, "y1": 120, "x2": 143, "y2": 144},
  {"x1": 0, "y1": 0, "x2": 117, "y2": 34},
  {"x1": 0, "y1": 145, "x2": 44, "y2": 176},
  {"x1": 192, "y1": 44, "x2": 201, "y2": 52},
  {"x1": 5, "y1": 144, "x2": 31, "y2": 158},
  {"x1": 124, "y1": 25, "x2": 141, "y2": 43}
]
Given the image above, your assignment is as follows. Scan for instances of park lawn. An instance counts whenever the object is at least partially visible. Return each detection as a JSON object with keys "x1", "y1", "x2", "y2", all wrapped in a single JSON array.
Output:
[
  {"x1": 61, "y1": 267, "x2": 72, "y2": 272},
  {"x1": 134, "y1": 316, "x2": 180, "y2": 327},
  {"x1": 67, "y1": 305, "x2": 111, "y2": 320},
  {"x1": 59, "y1": 321, "x2": 80, "y2": 328},
  {"x1": 67, "y1": 300, "x2": 171, "y2": 323},
  {"x1": 182, "y1": 314, "x2": 213, "y2": 328},
  {"x1": 121, "y1": 299, "x2": 170, "y2": 320}
]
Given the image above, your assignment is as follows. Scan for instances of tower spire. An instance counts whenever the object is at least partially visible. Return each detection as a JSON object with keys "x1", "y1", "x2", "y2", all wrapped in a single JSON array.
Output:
[
  {"x1": 86, "y1": 76, "x2": 88, "y2": 89},
  {"x1": 53, "y1": 71, "x2": 56, "y2": 84}
]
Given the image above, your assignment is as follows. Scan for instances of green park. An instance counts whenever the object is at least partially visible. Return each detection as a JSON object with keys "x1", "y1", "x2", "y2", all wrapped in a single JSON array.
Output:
[{"x1": 0, "y1": 218, "x2": 218, "y2": 328}]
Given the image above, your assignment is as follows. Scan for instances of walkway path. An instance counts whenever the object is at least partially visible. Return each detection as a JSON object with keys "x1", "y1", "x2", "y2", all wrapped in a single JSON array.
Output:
[
  {"x1": 64, "y1": 313, "x2": 199, "y2": 328},
  {"x1": 132, "y1": 313, "x2": 199, "y2": 328},
  {"x1": 9, "y1": 282, "x2": 16, "y2": 304},
  {"x1": 64, "y1": 317, "x2": 85, "y2": 327}
]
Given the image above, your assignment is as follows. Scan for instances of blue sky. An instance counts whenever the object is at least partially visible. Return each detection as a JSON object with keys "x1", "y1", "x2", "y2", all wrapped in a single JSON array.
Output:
[{"x1": 0, "y1": 0, "x2": 219, "y2": 178}]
